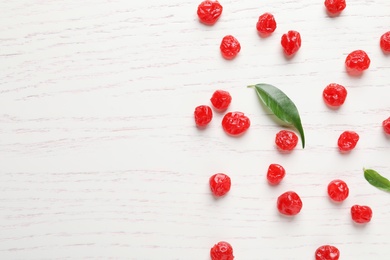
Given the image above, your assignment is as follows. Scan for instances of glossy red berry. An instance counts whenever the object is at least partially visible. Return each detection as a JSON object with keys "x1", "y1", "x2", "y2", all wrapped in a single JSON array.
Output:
[
  {"x1": 194, "y1": 105, "x2": 213, "y2": 127},
  {"x1": 327, "y1": 179, "x2": 349, "y2": 202},
  {"x1": 324, "y1": 0, "x2": 346, "y2": 14},
  {"x1": 220, "y1": 35, "x2": 241, "y2": 60},
  {"x1": 209, "y1": 173, "x2": 231, "y2": 197},
  {"x1": 315, "y1": 245, "x2": 340, "y2": 260},
  {"x1": 277, "y1": 191, "x2": 303, "y2": 216},
  {"x1": 197, "y1": 0, "x2": 223, "y2": 25},
  {"x1": 210, "y1": 241, "x2": 234, "y2": 260},
  {"x1": 281, "y1": 30, "x2": 301, "y2": 56},
  {"x1": 222, "y1": 112, "x2": 250, "y2": 136},
  {"x1": 275, "y1": 130, "x2": 298, "y2": 151},
  {"x1": 351, "y1": 205, "x2": 372, "y2": 224},
  {"x1": 210, "y1": 90, "x2": 232, "y2": 111},
  {"x1": 323, "y1": 83, "x2": 347, "y2": 107},
  {"x1": 382, "y1": 117, "x2": 390, "y2": 134},
  {"x1": 256, "y1": 13, "x2": 277, "y2": 35},
  {"x1": 345, "y1": 50, "x2": 370, "y2": 73},
  {"x1": 267, "y1": 164, "x2": 286, "y2": 185},
  {"x1": 380, "y1": 31, "x2": 390, "y2": 53},
  {"x1": 337, "y1": 131, "x2": 359, "y2": 151}
]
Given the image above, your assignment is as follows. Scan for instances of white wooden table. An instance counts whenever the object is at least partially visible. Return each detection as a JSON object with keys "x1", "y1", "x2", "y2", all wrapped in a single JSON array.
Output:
[{"x1": 1, "y1": 0, "x2": 390, "y2": 259}]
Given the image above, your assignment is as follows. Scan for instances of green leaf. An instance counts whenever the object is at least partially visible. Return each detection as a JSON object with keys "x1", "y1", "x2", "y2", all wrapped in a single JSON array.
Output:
[
  {"x1": 248, "y1": 83, "x2": 305, "y2": 148},
  {"x1": 364, "y1": 168, "x2": 390, "y2": 192}
]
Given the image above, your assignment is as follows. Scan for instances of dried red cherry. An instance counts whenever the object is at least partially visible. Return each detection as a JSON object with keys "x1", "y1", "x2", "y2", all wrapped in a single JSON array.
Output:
[
  {"x1": 220, "y1": 35, "x2": 241, "y2": 60},
  {"x1": 323, "y1": 83, "x2": 347, "y2": 107},
  {"x1": 194, "y1": 105, "x2": 213, "y2": 127},
  {"x1": 281, "y1": 30, "x2": 301, "y2": 56},
  {"x1": 380, "y1": 31, "x2": 390, "y2": 53},
  {"x1": 324, "y1": 0, "x2": 346, "y2": 14},
  {"x1": 210, "y1": 241, "x2": 234, "y2": 260},
  {"x1": 209, "y1": 173, "x2": 231, "y2": 197},
  {"x1": 337, "y1": 131, "x2": 359, "y2": 151},
  {"x1": 351, "y1": 205, "x2": 372, "y2": 224},
  {"x1": 197, "y1": 0, "x2": 223, "y2": 25},
  {"x1": 277, "y1": 191, "x2": 302, "y2": 216},
  {"x1": 256, "y1": 13, "x2": 277, "y2": 36},
  {"x1": 210, "y1": 90, "x2": 232, "y2": 111},
  {"x1": 275, "y1": 130, "x2": 298, "y2": 151},
  {"x1": 345, "y1": 50, "x2": 370, "y2": 73},
  {"x1": 315, "y1": 245, "x2": 340, "y2": 260},
  {"x1": 267, "y1": 164, "x2": 286, "y2": 185},
  {"x1": 382, "y1": 117, "x2": 390, "y2": 134},
  {"x1": 327, "y1": 179, "x2": 349, "y2": 202},
  {"x1": 222, "y1": 112, "x2": 250, "y2": 136}
]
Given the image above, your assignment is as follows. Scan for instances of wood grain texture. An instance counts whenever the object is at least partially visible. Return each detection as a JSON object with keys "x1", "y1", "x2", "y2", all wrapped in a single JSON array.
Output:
[{"x1": 1, "y1": 0, "x2": 390, "y2": 259}]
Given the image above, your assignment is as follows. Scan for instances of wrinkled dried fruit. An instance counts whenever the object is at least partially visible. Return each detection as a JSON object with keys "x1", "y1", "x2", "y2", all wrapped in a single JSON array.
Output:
[
  {"x1": 197, "y1": 0, "x2": 223, "y2": 25},
  {"x1": 327, "y1": 179, "x2": 349, "y2": 202},
  {"x1": 209, "y1": 173, "x2": 231, "y2": 197},
  {"x1": 275, "y1": 130, "x2": 298, "y2": 151},
  {"x1": 351, "y1": 205, "x2": 372, "y2": 224},
  {"x1": 345, "y1": 50, "x2": 370, "y2": 73},
  {"x1": 337, "y1": 131, "x2": 359, "y2": 151},
  {"x1": 315, "y1": 245, "x2": 340, "y2": 260},
  {"x1": 323, "y1": 83, "x2": 347, "y2": 107},
  {"x1": 256, "y1": 13, "x2": 277, "y2": 35},
  {"x1": 324, "y1": 0, "x2": 346, "y2": 14},
  {"x1": 210, "y1": 90, "x2": 232, "y2": 111},
  {"x1": 281, "y1": 30, "x2": 301, "y2": 56},
  {"x1": 383, "y1": 117, "x2": 390, "y2": 134},
  {"x1": 194, "y1": 105, "x2": 213, "y2": 127},
  {"x1": 267, "y1": 164, "x2": 286, "y2": 185},
  {"x1": 277, "y1": 191, "x2": 303, "y2": 216},
  {"x1": 380, "y1": 31, "x2": 390, "y2": 53},
  {"x1": 220, "y1": 35, "x2": 241, "y2": 60},
  {"x1": 222, "y1": 112, "x2": 250, "y2": 136},
  {"x1": 210, "y1": 241, "x2": 234, "y2": 260}
]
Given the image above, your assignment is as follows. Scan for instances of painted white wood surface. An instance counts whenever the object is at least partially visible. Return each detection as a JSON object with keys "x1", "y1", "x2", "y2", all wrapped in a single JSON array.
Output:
[{"x1": 1, "y1": 0, "x2": 390, "y2": 259}]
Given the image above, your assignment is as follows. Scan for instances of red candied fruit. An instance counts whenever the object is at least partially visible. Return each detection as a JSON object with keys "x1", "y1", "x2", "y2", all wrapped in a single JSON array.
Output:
[
  {"x1": 256, "y1": 13, "x2": 277, "y2": 36},
  {"x1": 209, "y1": 173, "x2": 231, "y2": 197},
  {"x1": 351, "y1": 205, "x2": 372, "y2": 224},
  {"x1": 383, "y1": 117, "x2": 390, "y2": 134},
  {"x1": 275, "y1": 130, "x2": 298, "y2": 151},
  {"x1": 345, "y1": 50, "x2": 370, "y2": 73},
  {"x1": 222, "y1": 112, "x2": 250, "y2": 136},
  {"x1": 281, "y1": 30, "x2": 301, "y2": 56},
  {"x1": 315, "y1": 245, "x2": 340, "y2": 260},
  {"x1": 277, "y1": 191, "x2": 303, "y2": 216},
  {"x1": 380, "y1": 31, "x2": 390, "y2": 53},
  {"x1": 323, "y1": 83, "x2": 347, "y2": 107},
  {"x1": 324, "y1": 0, "x2": 346, "y2": 15},
  {"x1": 210, "y1": 241, "x2": 234, "y2": 260},
  {"x1": 220, "y1": 35, "x2": 241, "y2": 60},
  {"x1": 327, "y1": 179, "x2": 349, "y2": 202},
  {"x1": 337, "y1": 131, "x2": 359, "y2": 151},
  {"x1": 267, "y1": 164, "x2": 286, "y2": 185},
  {"x1": 197, "y1": 0, "x2": 223, "y2": 25},
  {"x1": 194, "y1": 105, "x2": 213, "y2": 127},
  {"x1": 210, "y1": 90, "x2": 232, "y2": 111}
]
